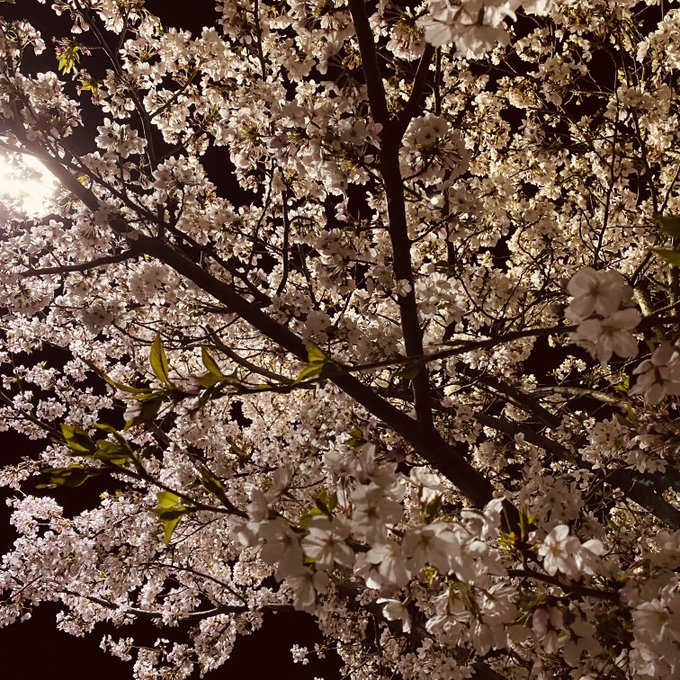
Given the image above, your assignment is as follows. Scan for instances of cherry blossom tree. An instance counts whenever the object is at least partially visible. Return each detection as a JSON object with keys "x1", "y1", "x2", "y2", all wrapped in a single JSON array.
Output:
[{"x1": 1, "y1": 0, "x2": 679, "y2": 678}]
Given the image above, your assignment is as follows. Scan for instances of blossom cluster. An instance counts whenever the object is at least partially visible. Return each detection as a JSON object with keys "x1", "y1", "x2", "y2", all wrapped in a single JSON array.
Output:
[
  {"x1": 420, "y1": 0, "x2": 552, "y2": 57},
  {"x1": 566, "y1": 267, "x2": 641, "y2": 363},
  {"x1": 631, "y1": 341, "x2": 680, "y2": 404}
]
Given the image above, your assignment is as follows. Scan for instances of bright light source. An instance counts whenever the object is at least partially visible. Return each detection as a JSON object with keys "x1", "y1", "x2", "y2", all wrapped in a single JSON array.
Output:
[{"x1": 0, "y1": 153, "x2": 58, "y2": 217}]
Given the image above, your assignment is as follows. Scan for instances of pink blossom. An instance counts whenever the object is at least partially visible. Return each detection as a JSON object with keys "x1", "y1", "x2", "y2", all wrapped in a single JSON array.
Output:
[
  {"x1": 286, "y1": 570, "x2": 330, "y2": 612},
  {"x1": 301, "y1": 519, "x2": 354, "y2": 570},
  {"x1": 377, "y1": 598, "x2": 411, "y2": 633},
  {"x1": 574, "y1": 308, "x2": 640, "y2": 363},
  {"x1": 538, "y1": 525, "x2": 580, "y2": 577},
  {"x1": 566, "y1": 267, "x2": 629, "y2": 321},
  {"x1": 631, "y1": 341, "x2": 680, "y2": 404},
  {"x1": 364, "y1": 541, "x2": 411, "y2": 589}
]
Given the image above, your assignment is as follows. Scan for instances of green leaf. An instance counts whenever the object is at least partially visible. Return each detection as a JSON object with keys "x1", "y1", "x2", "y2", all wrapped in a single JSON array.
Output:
[
  {"x1": 614, "y1": 375, "x2": 630, "y2": 393},
  {"x1": 95, "y1": 423, "x2": 134, "y2": 449},
  {"x1": 345, "y1": 426, "x2": 365, "y2": 448},
  {"x1": 60, "y1": 423, "x2": 95, "y2": 454},
  {"x1": 397, "y1": 360, "x2": 425, "y2": 382},
  {"x1": 201, "y1": 348, "x2": 225, "y2": 379},
  {"x1": 104, "y1": 374, "x2": 155, "y2": 395},
  {"x1": 158, "y1": 511, "x2": 184, "y2": 544},
  {"x1": 195, "y1": 372, "x2": 220, "y2": 388},
  {"x1": 295, "y1": 364, "x2": 324, "y2": 383},
  {"x1": 519, "y1": 507, "x2": 537, "y2": 541},
  {"x1": 94, "y1": 422, "x2": 119, "y2": 434},
  {"x1": 58, "y1": 44, "x2": 80, "y2": 75},
  {"x1": 150, "y1": 334, "x2": 170, "y2": 385},
  {"x1": 652, "y1": 248, "x2": 680, "y2": 266},
  {"x1": 307, "y1": 345, "x2": 326, "y2": 365},
  {"x1": 39, "y1": 464, "x2": 102, "y2": 488},
  {"x1": 295, "y1": 346, "x2": 338, "y2": 384},
  {"x1": 313, "y1": 489, "x2": 337, "y2": 516},
  {"x1": 93, "y1": 440, "x2": 131, "y2": 465},
  {"x1": 615, "y1": 401, "x2": 638, "y2": 428},
  {"x1": 156, "y1": 490, "x2": 180, "y2": 507},
  {"x1": 199, "y1": 470, "x2": 230, "y2": 506},
  {"x1": 298, "y1": 505, "x2": 324, "y2": 529},
  {"x1": 423, "y1": 493, "x2": 443, "y2": 522},
  {"x1": 152, "y1": 491, "x2": 186, "y2": 544},
  {"x1": 124, "y1": 396, "x2": 163, "y2": 429},
  {"x1": 653, "y1": 213, "x2": 680, "y2": 238}
]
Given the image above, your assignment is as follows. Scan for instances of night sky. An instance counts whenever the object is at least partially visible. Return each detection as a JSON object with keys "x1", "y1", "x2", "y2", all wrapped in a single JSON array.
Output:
[{"x1": 0, "y1": 1, "x2": 341, "y2": 677}]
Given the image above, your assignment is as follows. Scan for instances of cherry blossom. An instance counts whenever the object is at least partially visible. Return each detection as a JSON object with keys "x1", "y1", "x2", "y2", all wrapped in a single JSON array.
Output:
[
  {"x1": 631, "y1": 341, "x2": 680, "y2": 404},
  {"x1": 566, "y1": 267, "x2": 632, "y2": 322},
  {"x1": 573, "y1": 308, "x2": 641, "y2": 363},
  {"x1": 538, "y1": 524, "x2": 581, "y2": 577}
]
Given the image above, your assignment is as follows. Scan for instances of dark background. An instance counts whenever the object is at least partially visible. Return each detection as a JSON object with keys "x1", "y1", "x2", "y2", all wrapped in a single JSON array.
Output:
[{"x1": 0, "y1": 1, "x2": 340, "y2": 677}]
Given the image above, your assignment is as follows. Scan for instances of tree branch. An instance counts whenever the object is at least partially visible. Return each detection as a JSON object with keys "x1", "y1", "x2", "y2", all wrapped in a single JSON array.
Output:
[
  {"x1": 349, "y1": 0, "x2": 436, "y2": 432},
  {"x1": 33, "y1": 138, "x2": 503, "y2": 512},
  {"x1": 394, "y1": 43, "x2": 435, "y2": 140},
  {"x1": 21, "y1": 249, "x2": 138, "y2": 277},
  {"x1": 348, "y1": 0, "x2": 389, "y2": 127}
]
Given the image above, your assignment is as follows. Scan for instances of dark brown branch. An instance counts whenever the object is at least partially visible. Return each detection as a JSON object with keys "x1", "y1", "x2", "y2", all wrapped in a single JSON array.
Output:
[
  {"x1": 33, "y1": 139, "x2": 503, "y2": 513},
  {"x1": 394, "y1": 43, "x2": 435, "y2": 140},
  {"x1": 471, "y1": 408, "x2": 680, "y2": 530},
  {"x1": 349, "y1": 0, "x2": 436, "y2": 432},
  {"x1": 472, "y1": 661, "x2": 512, "y2": 680},
  {"x1": 458, "y1": 364, "x2": 561, "y2": 429},
  {"x1": 127, "y1": 228, "x2": 498, "y2": 508},
  {"x1": 21, "y1": 249, "x2": 137, "y2": 277},
  {"x1": 507, "y1": 569, "x2": 619, "y2": 602},
  {"x1": 348, "y1": 0, "x2": 389, "y2": 127},
  {"x1": 606, "y1": 469, "x2": 680, "y2": 529},
  {"x1": 62, "y1": 589, "x2": 293, "y2": 622}
]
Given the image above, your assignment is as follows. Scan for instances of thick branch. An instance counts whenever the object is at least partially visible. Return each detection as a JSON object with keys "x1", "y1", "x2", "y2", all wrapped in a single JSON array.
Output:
[
  {"x1": 506, "y1": 569, "x2": 619, "y2": 602},
  {"x1": 394, "y1": 43, "x2": 436, "y2": 140},
  {"x1": 349, "y1": 0, "x2": 435, "y2": 431},
  {"x1": 348, "y1": 0, "x2": 389, "y2": 127},
  {"x1": 21, "y1": 249, "x2": 138, "y2": 276},
  {"x1": 128, "y1": 227, "x2": 498, "y2": 508},
  {"x1": 32, "y1": 138, "x2": 501, "y2": 510}
]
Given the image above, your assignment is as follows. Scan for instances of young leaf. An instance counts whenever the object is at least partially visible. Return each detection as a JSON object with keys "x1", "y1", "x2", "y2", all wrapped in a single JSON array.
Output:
[
  {"x1": 157, "y1": 510, "x2": 185, "y2": 544},
  {"x1": 313, "y1": 489, "x2": 337, "y2": 516},
  {"x1": 652, "y1": 248, "x2": 680, "y2": 266},
  {"x1": 103, "y1": 374, "x2": 155, "y2": 395},
  {"x1": 298, "y1": 505, "x2": 325, "y2": 529},
  {"x1": 653, "y1": 213, "x2": 680, "y2": 238},
  {"x1": 295, "y1": 364, "x2": 324, "y2": 383},
  {"x1": 152, "y1": 491, "x2": 186, "y2": 544},
  {"x1": 124, "y1": 395, "x2": 164, "y2": 429},
  {"x1": 57, "y1": 44, "x2": 80, "y2": 75},
  {"x1": 295, "y1": 346, "x2": 337, "y2": 384},
  {"x1": 199, "y1": 470, "x2": 230, "y2": 506},
  {"x1": 345, "y1": 426, "x2": 365, "y2": 448},
  {"x1": 307, "y1": 345, "x2": 326, "y2": 365},
  {"x1": 423, "y1": 493, "x2": 443, "y2": 522},
  {"x1": 150, "y1": 334, "x2": 170, "y2": 385},
  {"x1": 201, "y1": 348, "x2": 225, "y2": 379},
  {"x1": 60, "y1": 423, "x2": 95, "y2": 454},
  {"x1": 156, "y1": 490, "x2": 181, "y2": 508},
  {"x1": 93, "y1": 440, "x2": 131, "y2": 465},
  {"x1": 397, "y1": 360, "x2": 424, "y2": 382},
  {"x1": 195, "y1": 372, "x2": 221, "y2": 389},
  {"x1": 39, "y1": 464, "x2": 102, "y2": 488}
]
